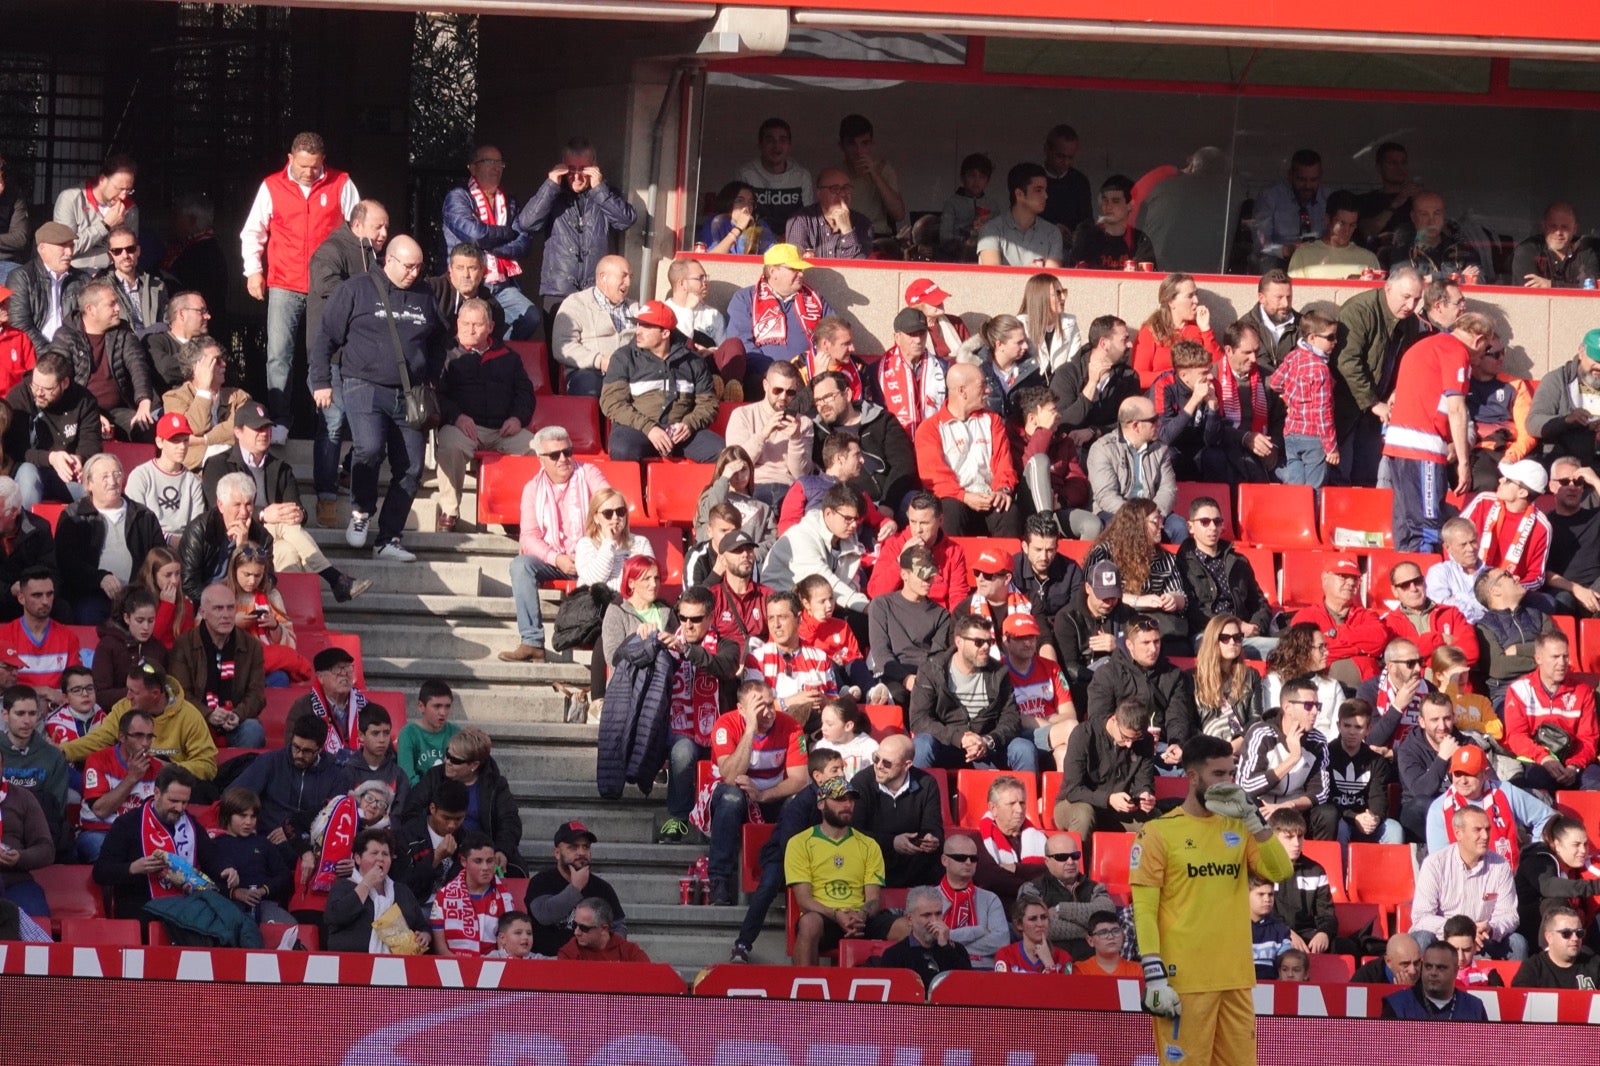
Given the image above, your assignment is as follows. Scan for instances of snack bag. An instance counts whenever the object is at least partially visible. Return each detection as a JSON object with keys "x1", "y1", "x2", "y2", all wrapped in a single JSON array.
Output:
[{"x1": 373, "y1": 902, "x2": 425, "y2": 955}]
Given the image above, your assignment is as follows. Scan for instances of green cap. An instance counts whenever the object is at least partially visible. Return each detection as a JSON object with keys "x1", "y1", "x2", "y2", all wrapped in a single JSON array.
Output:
[{"x1": 1584, "y1": 328, "x2": 1600, "y2": 361}]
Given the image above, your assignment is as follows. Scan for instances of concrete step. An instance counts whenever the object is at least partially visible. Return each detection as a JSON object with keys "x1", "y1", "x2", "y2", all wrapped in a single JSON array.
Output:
[
  {"x1": 449, "y1": 684, "x2": 578, "y2": 724},
  {"x1": 517, "y1": 800, "x2": 669, "y2": 847},
  {"x1": 324, "y1": 559, "x2": 485, "y2": 597},
  {"x1": 327, "y1": 592, "x2": 523, "y2": 625},
  {"x1": 349, "y1": 621, "x2": 529, "y2": 661},
  {"x1": 365, "y1": 655, "x2": 590, "y2": 685},
  {"x1": 629, "y1": 930, "x2": 790, "y2": 970}
]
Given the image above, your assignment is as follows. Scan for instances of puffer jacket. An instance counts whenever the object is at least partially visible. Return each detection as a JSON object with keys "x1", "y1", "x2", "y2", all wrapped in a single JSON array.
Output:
[
  {"x1": 6, "y1": 258, "x2": 86, "y2": 351},
  {"x1": 517, "y1": 179, "x2": 638, "y2": 298},
  {"x1": 596, "y1": 634, "x2": 677, "y2": 800},
  {"x1": 1528, "y1": 356, "x2": 1600, "y2": 467},
  {"x1": 441, "y1": 185, "x2": 532, "y2": 264},
  {"x1": 598, "y1": 340, "x2": 717, "y2": 436},
  {"x1": 43, "y1": 323, "x2": 155, "y2": 406}
]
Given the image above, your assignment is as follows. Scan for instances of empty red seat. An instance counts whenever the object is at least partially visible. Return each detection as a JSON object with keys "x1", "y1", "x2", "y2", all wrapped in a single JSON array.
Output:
[
  {"x1": 1040, "y1": 771, "x2": 1064, "y2": 829},
  {"x1": 861, "y1": 703, "x2": 904, "y2": 738},
  {"x1": 105, "y1": 440, "x2": 157, "y2": 473},
  {"x1": 33, "y1": 864, "x2": 107, "y2": 920},
  {"x1": 1090, "y1": 831, "x2": 1136, "y2": 894},
  {"x1": 838, "y1": 938, "x2": 896, "y2": 967},
  {"x1": 710, "y1": 402, "x2": 738, "y2": 437},
  {"x1": 29, "y1": 502, "x2": 64, "y2": 531},
  {"x1": 646, "y1": 461, "x2": 716, "y2": 527},
  {"x1": 475, "y1": 453, "x2": 540, "y2": 527},
  {"x1": 1300, "y1": 838, "x2": 1348, "y2": 903},
  {"x1": 1237, "y1": 483, "x2": 1319, "y2": 550},
  {"x1": 1056, "y1": 538, "x2": 1093, "y2": 565},
  {"x1": 1346, "y1": 843, "x2": 1414, "y2": 932},
  {"x1": 59, "y1": 916, "x2": 142, "y2": 946},
  {"x1": 1306, "y1": 952, "x2": 1355, "y2": 983},
  {"x1": 275, "y1": 572, "x2": 328, "y2": 638},
  {"x1": 530, "y1": 395, "x2": 603, "y2": 455},
  {"x1": 505, "y1": 339, "x2": 552, "y2": 395},
  {"x1": 1320, "y1": 486, "x2": 1395, "y2": 549},
  {"x1": 586, "y1": 459, "x2": 649, "y2": 526},
  {"x1": 636, "y1": 526, "x2": 688, "y2": 598}
]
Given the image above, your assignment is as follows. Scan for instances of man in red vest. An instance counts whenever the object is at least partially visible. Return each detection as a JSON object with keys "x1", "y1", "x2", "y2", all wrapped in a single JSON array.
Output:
[{"x1": 239, "y1": 131, "x2": 359, "y2": 435}]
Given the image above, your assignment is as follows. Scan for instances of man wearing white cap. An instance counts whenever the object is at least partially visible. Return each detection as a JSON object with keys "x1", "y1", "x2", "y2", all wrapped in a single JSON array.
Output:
[
  {"x1": 1460, "y1": 459, "x2": 1554, "y2": 595},
  {"x1": 720, "y1": 244, "x2": 833, "y2": 394}
]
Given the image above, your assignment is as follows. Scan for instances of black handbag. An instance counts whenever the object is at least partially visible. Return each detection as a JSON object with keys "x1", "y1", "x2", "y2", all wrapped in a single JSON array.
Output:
[
  {"x1": 372, "y1": 277, "x2": 438, "y2": 431},
  {"x1": 1534, "y1": 723, "x2": 1574, "y2": 762},
  {"x1": 551, "y1": 582, "x2": 616, "y2": 652}
]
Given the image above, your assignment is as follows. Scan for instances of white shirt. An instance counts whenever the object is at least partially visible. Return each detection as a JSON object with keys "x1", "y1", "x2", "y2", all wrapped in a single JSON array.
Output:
[
  {"x1": 43, "y1": 269, "x2": 68, "y2": 342},
  {"x1": 239, "y1": 166, "x2": 361, "y2": 277}
]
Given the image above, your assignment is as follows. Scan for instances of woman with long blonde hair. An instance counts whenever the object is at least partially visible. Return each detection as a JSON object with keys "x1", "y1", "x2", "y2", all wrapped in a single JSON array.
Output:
[
  {"x1": 1194, "y1": 614, "x2": 1262, "y2": 751},
  {"x1": 1131, "y1": 272, "x2": 1223, "y2": 387},
  {"x1": 574, "y1": 487, "x2": 654, "y2": 591}
]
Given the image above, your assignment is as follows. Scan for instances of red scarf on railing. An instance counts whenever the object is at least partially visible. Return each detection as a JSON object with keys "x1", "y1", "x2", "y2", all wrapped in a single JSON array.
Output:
[
  {"x1": 939, "y1": 876, "x2": 977, "y2": 930},
  {"x1": 1444, "y1": 786, "x2": 1519, "y2": 865},
  {"x1": 309, "y1": 681, "x2": 366, "y2": 756},
  {"x1": 311, "y1": 794, "x2": 359, "y2": 893},
  {"x1": 467, "y1": 178, "x2": 521, "y2": 283},
  {"x1": 750, "y1": 279, "x2": 824, "y2": 349},
  {"x1": 1216, "y1": 359, "x2": 1268, "y2": 435},
  {"x1": 141, "y1": 801, "x2": 193, "y2": 900}
]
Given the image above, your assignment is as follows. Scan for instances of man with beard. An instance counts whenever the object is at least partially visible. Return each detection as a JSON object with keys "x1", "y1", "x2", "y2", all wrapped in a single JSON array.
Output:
[
  {"x1": 784, "y1": 776, "x2": 897, "y2": 965},
  {"x1": 808, "y1": 369, "x2": 917, "y2": 513},
  {"x1": 523, "y1": 820, "x2": 626, "y2": 957}
]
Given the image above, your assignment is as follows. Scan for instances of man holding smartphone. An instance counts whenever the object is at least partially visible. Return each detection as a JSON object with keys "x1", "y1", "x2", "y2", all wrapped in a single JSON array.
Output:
[{"x1": 726, "y1": 361, "x2": 816, "y2": 508}]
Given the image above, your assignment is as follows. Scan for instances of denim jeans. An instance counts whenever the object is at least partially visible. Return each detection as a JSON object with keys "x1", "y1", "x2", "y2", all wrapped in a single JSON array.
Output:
[
  {"x1": 313, "y1": 363, "x2": 348, "y2": 500},
  {"x1": 668, "y1": 735, "x2": 709, "y2": 821},
  {"x1": 76, "y1": 829, "x2": 108, "y2": 863},
  {"x1": 565, "y1": 368, "x2": 604, "y2": 398},
  {"x1": 0, "y1": 878, "x2": 48, "y2": 918},
  {"x1": 488, "y1": 281, "x2": 541, "y2": 341},
  {"x1": 510, "y1": 555, "x2": 567, "y2": 647},
  {"x1": 14, "y1": 461, "x2": 86, "y2": 508},
  {"x1": 708, "y1": 782, "x2": 781, "y2": 883},
  {"x1": 221, "y1": 717, "x2": 267, "y2": 749},
  {"x1": 265, "y1": 287, "x2": 307, "y2": 425},
  {"x1": 912, "y1": 732, "x2": 1038, "y2": 772},
  {"x1": 343, "y1": 377, "x2": 425, "y2": 546},
  {"x1": 1279, "y1": 433, "x2": 1329, "y2": 489},
  {"x1": 608, "y1": 424, "x2": 724, "y2": 463},
  {"x1": 736, "y1": 851, "x2": 786, "y2": 949},
  {"x1": 1337, "y1": 817, "x2": 1405, "y2": 849}
]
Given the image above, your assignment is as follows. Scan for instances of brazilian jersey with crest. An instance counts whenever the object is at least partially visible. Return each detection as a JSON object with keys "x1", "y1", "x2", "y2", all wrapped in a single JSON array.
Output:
[{"x1": 1129, "y1": 807, "x2": 1293, "y2": 993}]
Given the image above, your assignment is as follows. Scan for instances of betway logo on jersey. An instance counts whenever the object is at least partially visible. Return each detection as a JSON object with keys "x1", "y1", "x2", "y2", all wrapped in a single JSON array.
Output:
[{"x1": 1186, "y1": 860, "x2": 1243, "y2": 878}]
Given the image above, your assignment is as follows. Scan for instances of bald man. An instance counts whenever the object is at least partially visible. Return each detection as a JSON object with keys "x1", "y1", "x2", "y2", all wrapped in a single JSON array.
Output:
[
  {"x1": 1380, "y1": 190, "x2": 1483, "y2": 283},
  {"x1": 1086, "y1": 396, "x2": 1185, "y2": 542},
  {"x1": 309, "y1": 234, "x2": 445, "y2": 562},
  {"x1": 913, "y1": 361, "x2": 1021, "y2": 536},
  {"x1": 1353, "y1": 933, "x2": 1422, "y2": 985},
  {"x1": 849, "y1": 732, "x2": 946, "y2": 887},
  {"x1": 551, "y1": 253, "x2": 634, "y2": 399}
]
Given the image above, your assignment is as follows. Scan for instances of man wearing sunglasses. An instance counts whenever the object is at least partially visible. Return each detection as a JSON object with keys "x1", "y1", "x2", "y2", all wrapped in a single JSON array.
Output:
[
  {"x1": 1356, "y1": 638, "x2": 1439, "y2": 751},
  {"x1": 1176, "y1": 496, "x2": 1273, "y2": 656},
  {"x1": 1238, "y1": 676, "x2": 1339, "y2": 840},
  {"x1": 1020, "y1": 830, "x2": 1114, "y2": 960},
  {"x1": 1511, "y1": 905, "x2": 1600, "y2": 989},
  {"x1": 98, "y1": 224, "x2": 167, "y2": 338},
  {"x1": 909, "y1": 613, "x2": 1030, "y2": 773},
  {"x1": 849, "y1": 733, "x2": 944, "y2": 888},
  {"x1": 1378, "y1": 561, "x2": 1480, "y2": 675},
  {"x1": 727, "y1": 362, "x2": 815, "y2": 508},
  {"x1": 1544, "y1": 458, "x2": 1600, "y2": 617}
]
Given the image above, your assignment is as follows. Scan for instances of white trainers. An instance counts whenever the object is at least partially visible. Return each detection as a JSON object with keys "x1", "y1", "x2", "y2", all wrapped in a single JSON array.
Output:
[
  {"x1": 374, "y1": 539, "x2": 416, "y2": 563},
  {"x1": 346, "y1": 511, "x2": 371, "y2": 548}
]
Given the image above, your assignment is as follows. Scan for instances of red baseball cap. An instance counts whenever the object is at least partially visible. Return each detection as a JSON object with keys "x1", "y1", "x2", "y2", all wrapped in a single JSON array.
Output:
[
  {"x1": 1324, "y1": 558, "x2": 1361, "y2": 578},
  {"x1": 974, "y1": 548, "x2": 1010, "y2": 573},
  {"x1": 1002, "y1": 613, "x2": 1040, "y2": 638},
  {"x1": 904, "y1": 278, "x2": 951, "y2": 308},
  {"x1": 156, "y1": 412, "x2": 194, "y2": 441},
  {"x1": 633, "y1": 301, "x2": 678, "y2": 331},
  {"x1": 1450, "y1": 745, "x2": 1487, "y2": 776},
  {"x1": 0, "y1": 648, "x2": 21, "y2": 670}
]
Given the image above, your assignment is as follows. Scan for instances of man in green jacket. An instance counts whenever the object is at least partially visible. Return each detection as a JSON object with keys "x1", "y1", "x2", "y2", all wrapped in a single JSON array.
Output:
[{"x1": 1332, "y1": 266, "x2": 1424, "y2": 485}]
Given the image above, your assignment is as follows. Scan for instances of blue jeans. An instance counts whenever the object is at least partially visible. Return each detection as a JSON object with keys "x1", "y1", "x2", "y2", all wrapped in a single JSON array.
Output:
[
  {"x1": 1, "y1": 878, "x2": 48, "y2": 918},
  {"x1": 668, "y1": 735, "x2": 709, "y2": 821},
  {"x1": 1337, "y1": 817, "x2": 1405, "y2": 849},
  {"x1": 1279, "y1": 433, "x2": 1329, "y2": 488},
  {"x1": 510, "y1": 555, "x2": 567, "y2": 647},
  {"x1": 488, "y1": 281, "x2": 540, "y2": 341},
  {"x1": 76, "y1": 829, "x2": 108, "y2": 863},
  {"x1": 343, "y1": 377, "x2": 425, "y2": 546},
  {"x1": 222, "y1": 717, "x2": 267, "y2": 749},
  {"x1": 14, "y1": 461, "x2": 86, "y2": 508},
  {"x1": 566, "y1": 368, "x2": 604, "y2": 398},
  {"x1": 1336, "y1": 416, "x2": 1383, "y2": 488},
  {"x1": 1413, "y1": 928, "x2": 1528, "y2": 961},
  {"x1": 0, "y1": 261, "x2": 18, "y2": 283},
  {"x1": 313, "y1": 363, "x2": 348, "y2": 500},
  {"x1": 608, "y1": 424, "x2": 725, "y2": 463},
  {"x1": 736, "y1": 850, "x2": 786, "y2": 949},
  {"x1": 266, "y1": 287, "x2": 307, "y2": 425},
  {"x1": 708, "y1": 782, "x2": 781, "y2": 883},
  {"x1": 912, "y1": 732, "x2": 1037, "y2": 773}
]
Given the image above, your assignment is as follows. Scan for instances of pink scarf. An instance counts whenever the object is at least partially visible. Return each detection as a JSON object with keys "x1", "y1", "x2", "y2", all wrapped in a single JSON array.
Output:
[
  {"x1": 750, "y1": 279, "x2": 824, "y2": 349},
  {"x1": 1216, "y1": 358, "x2": 1268, "y2": 435},
  {"x1": 939, "y1": 877, "x2": 977, "y2": 930},
  {"x1": 979, "y1": 811, "x2": 1047, "y2": 866},
  {"x1": 530, "y1": 469, "x2": 598, "y2": 558},
  {"x1": 467, "y1": 178, "x2": 521, "y2": 283},
  {"x1": 879, "y1": 346, "x2": 948, "y2": 432}
]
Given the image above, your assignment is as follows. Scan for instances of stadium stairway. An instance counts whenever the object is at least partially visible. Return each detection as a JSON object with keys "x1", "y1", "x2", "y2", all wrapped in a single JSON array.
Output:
[{"x1": 275, "y1": 441, "x2": 782, "y2": 970}]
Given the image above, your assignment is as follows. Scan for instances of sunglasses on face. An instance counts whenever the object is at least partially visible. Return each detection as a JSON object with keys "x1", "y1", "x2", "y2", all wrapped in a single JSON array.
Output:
[
  {"x1": 444, "y1": 753, "x2": 471, "y2": 765},
  {"x1": 677, "y1": 613, "x2": 707, "y2": 623},
  {"x1": 540, "y1": 448, "x2": 573, "y2": 460},
  {"x1": 945, "y1": 853, "x2": 978, "y2": 863},
  {"x1": 963, "y1": 636, "x2": 993, "y2": 649},
  {"x1": 599, "y1": 507, "x2": 627, "y2": 520},
  {"x1": 109, "y1": 245, "x2": 138, "y2": 256},
  {"x1": 571, "y1": 921, "x2": 600, "y2": 933},
  {"x1": 1217, "y1": 632, "x2": 1243, "y2": 645},
  {"x1": 1551, "y1": 927, "x2": 1585, "y2": 939},
  {"x1": 975, "y1": 570, "x2": 1007, "y2": 580},
  {"x1": 1389, "y1": 658, "x2": 1423, "y2": 669},
  {"x1": 1553, "y1": 477, "x2": 1583, "y2": 488},
  {"x1": 1393, "y1": 576, "x2": 1425, "y2": 590},
  {"x1": 1047, "y1": 851, "x2": 1082, "y2": 861},
  {"x1": 1191, "y1": 516, "x2": 1223, "y2": 527}
]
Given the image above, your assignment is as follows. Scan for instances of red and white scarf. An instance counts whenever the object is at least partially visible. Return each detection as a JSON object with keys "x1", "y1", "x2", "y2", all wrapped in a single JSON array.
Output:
[
  {"x1": 433, "y1": 871, "x2": 516, "y2": 956},
  {"x1": 967, "y1": 587, "x2": 1033, "y2": 626},
  {"x1": 467, "y1": 178, "x2": 521, "y2": 284},
  {"x1": 878, "y1": 346, "x2": 947, "y2": 432},
  {"x1": 310, "y1": 794, "x2": 359, "y2": 893},
  {"x1": 1216, "y1": 359, "x2": 1268, "y2": 435},
  {"x1": 1375, "y1": 674, "x2": 1426, "y2": 746},
  {"x1": 309, "y1": 681, "x2": 367, "y2": 756},
  {"x1": 798, "y1": 349, "x2": 863, "y2": 403},
  {"x1": 939, "y1": 876, "x2": 977, "y2": 930},
  {"x1": 1477, "y1": 501, "x2": 1539, "y2": 568},
  {"x1": 979, "y1": 811, "x2": 1048, "y2": 866},
  {"x1": 750, "y1": 279, "x2": 825, "y2": 349},
  {"x1": 1444, "y1": 786, "x2": 1519, "y2": 865},
  {"x1": 141, "y1": 801, "x2": 195, "y2": 900},
  {"x1": 670, "y1": 632, "x2": 724, "y2": 747}
]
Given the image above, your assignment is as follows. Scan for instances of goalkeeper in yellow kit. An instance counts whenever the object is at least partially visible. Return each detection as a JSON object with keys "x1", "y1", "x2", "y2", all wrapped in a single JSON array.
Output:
[{"x1": 1130, "y1": 734, "x2": 1292, "y2": 1066}]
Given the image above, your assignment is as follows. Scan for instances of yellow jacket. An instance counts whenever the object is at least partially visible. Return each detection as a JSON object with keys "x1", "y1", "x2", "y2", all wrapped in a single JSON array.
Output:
[{"x1": 61, "y1": 675, "x2": 218, "y2": 780}]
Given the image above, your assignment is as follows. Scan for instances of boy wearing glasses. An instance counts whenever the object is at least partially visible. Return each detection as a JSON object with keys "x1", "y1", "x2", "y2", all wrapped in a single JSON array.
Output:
[{"x1": 1079, "y1": 909, "x2": 1141, "y2": 976}]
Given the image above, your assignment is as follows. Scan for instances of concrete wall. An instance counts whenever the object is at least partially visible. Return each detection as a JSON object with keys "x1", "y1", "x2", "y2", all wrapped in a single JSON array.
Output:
[{"x1": 659, "y1": 256, "x2": 1600, "y2": 378}]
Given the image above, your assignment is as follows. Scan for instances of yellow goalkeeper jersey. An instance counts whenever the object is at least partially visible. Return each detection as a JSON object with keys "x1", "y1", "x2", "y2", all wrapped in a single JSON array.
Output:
[{"x1": 1129, "y1": 807, "x2": 1292, "y2": 994}]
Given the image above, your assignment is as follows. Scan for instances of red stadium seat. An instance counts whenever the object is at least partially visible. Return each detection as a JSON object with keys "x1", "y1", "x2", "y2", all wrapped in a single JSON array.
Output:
[
  {"x1": 646, "y1": 461, "x2": 717, "y2": 527},
  {"x1": 29, "y1": 502, "x2": 64, "y2": 531},
  {"x1": 1056, "y1": 539, "x2": 1093, "y2": 566},
  {"x1": 1174, "y1": 481, "x2": 1235, "y2": 539},
  {"x1": 1235, "y1": 545, "x2": 1280, "y2": 610},
  {"x1": 1280, "y1": 550, "x2": 1361, "y2": 611},
  {"x1": 531, "y1": 395, "x2": 603, "y2": 455},
  {"x1": 1320, "y1": 487, "x2": 1395, "y2": 549},
  {"x1": 952, "y1": 769, "x2": 1038, "y2": 831},
  {"x1": 838, "y1": 939, "x2": 896, "y2": 968},
  {"x1": 710, "y1": 402, "x2": 738, "y2": 437},
  {"x1": 1556, "y1": 791, "x2": 1600, "y2": 841},
  {"x1": 1306, "y1": 953, "x2": 1355, "y2": 983},
  {"x1": 1346, "y1": 843, "x2": 1414, "y2": 932},
  {"x1": 59, "y1": 917, "x2": 142, "y2": 946},
  {"x1": 586, "y1": 460, "x2": 649, "y2": 526},
  {"x1": 785, "y1": 887, "x2": 838, "y2": 962},
  {"x1": 1300, "y1": 839, "x2": 1348, "y2": 903},
  {"x1": 637, "y1": 526, "x2": 687, "y2": 594},
  {"x1": 1090, "y1": 831, "x2": 1136, "y2": 895},
  {"x1": 1153, "y1": 776, "x2": 1188, "y2": 802},
  {"x1": 922, "y1": 766, "x2": 956, "y2": 829},
  {"x1": 1040, "y1": 772, "x2": 1064, "y2": 830},
  {"x1": 105, "y1": 440, "x2": 157, "y2": 473},
  {"x1": 1334, "y1": 901, "x2": 1383, "y2": 940},
  {"x1": 1394, "y1": 901, "x2": 1412, "y2": 934},
  {"x1": 1237, "y1": 483, "x2": 1319, "y2": 550},
  {"x1": 506, "y1": 340, "x2": 552, "y2": 395},
  {"x1": 275, "y1": 572, "x2": 328, "y2": 639},
  {"x1": 1581, "y1": 619, "x2": 1600, "y2": 674},
  {"x1": 260, "y1": 686, "x2": 308, "y2": 748},
  {"x1": 1554, "y1": 614, "x2": 1579, "y2": 657},
  {"x1": 861, "y1": 703, "x2": 904, "y2": 738},
  {"x1": 475, "y1": 453, "x2": 540, "y2": 527},
  {"x1": 33, "y1": 864, "x2": 107, "y2": 920},
  {"x1": 1365, "y1": 550, "x2": 1438, "y2": 608},
  {"x1": 742, "y1": 823, "x2": 774, "y2": 893},
  {"x1": 947, "y1": 537, "x2": 1022, "y2": 579}
]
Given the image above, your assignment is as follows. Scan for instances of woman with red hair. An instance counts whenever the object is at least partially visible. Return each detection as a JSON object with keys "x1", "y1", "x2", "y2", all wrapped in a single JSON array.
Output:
[{"x1": 600, "y1": 556, "x2": 677, "y2": 681}]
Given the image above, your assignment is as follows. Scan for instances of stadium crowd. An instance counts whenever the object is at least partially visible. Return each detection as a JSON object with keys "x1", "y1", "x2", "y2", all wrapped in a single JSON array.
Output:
[{"x1": 1, "y1": 117, "x2": 1600, "y2": 999}]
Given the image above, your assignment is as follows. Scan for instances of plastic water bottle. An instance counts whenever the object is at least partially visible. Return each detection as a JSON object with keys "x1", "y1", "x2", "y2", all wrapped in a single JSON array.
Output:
[{"x1": 1584, "y1": 278, "x2": 1596, "y2": 290}]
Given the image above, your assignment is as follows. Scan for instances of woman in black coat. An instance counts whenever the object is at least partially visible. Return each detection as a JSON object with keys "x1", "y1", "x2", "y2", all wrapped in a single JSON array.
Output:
[
  {"x1": 1515, "y1": 815, "x2": 1600, "y2": 949},
  {"x1": 323, "y1": 829, "x2": 430, "y2": 954}
]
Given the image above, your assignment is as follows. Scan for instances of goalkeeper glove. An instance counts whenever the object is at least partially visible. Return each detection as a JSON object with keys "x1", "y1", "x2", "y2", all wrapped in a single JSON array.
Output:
[
  {"x1": 1141, "y1": 954, "x2": 1181, "y2": 1017},
  {"x1": 1204, "y1": 783, "x2": 1266, "y2": 833}
]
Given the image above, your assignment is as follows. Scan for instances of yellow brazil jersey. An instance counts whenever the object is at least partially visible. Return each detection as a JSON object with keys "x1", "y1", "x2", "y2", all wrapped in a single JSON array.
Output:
[
  {"x1": 1128, "y1": 807, "x2": 1292, "y2": 994},
  {"x1": 784, "y1": 826, "x2": 886, "y2": 911}
]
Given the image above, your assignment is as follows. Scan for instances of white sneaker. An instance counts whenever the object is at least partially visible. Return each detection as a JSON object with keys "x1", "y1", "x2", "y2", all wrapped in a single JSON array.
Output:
[
  {"x1": 346, "y1": 511, "x2": 371, "y2": 548},
  {"x1": 270, "y1": 425, "x2": 289, "y2": 446},
  {"x1": 374, "y1": 539, "x2": 416, "y2": 563}
]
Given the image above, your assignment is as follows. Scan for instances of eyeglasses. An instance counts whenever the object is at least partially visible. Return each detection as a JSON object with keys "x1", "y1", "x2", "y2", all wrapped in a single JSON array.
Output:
[
  {"x1": 66, "y1": 684, "x2": 96, "y2": 695},
  {"x1": 125, "y1": 731, "x2": 155, "y2": 741},
  {"x1": 539, "y1": 448, "x2": 573, "y2": 461},
  {"x1": 830, "y1": 511, "x2": 861, "y2": 525},
  {"x1": 1047, "y1": 851, "x2": 1082, "y2": 861},
  {"x1": 1091, "y1": 928, "x2": 1123, "y2": 937},
  {"x1": 1285, "y1": 699, "x2": 1320, "y2": 709},
  {"x1": 571, "y1": 921, "x2": 600, "y2": 933},
  {"x1": 1551, "y1": 927, "x2": 1585, "y2": 939},
  {"x1": 1217, "y1": 632, "x2": 1243, "y2": 645},
  {"x1": 1310, "y1": 643, "x2": 1328, "y2": 653},
  {"x1": 599, "y1": 507, "x2": 627, "y2": 520},
  {"x1": 1393, "y1": 576, "x2": 1425, "y2": 590},
  {"x1": 974, "y1": 570, "x2": 1007, "y2": 580},
  {"x1": 236, "y1": 546, "x2": 271, "y2": 562},
  {"x1": 109, "y1": 245, "x2": 138, "y2": 256},
  {"x1": 177, "y1": 305, "x2": 209, "y2": 317},
  {"x1": 678, "y1": 613, "x2": 707, "y2": 623},
  {"x1": 873, "y1": 756, "x2": 904, "y2": 768},
  {"x1": 1388, "y1": 658, "x2": 1423, "y2": 669},
  {"x1": 962, "y1": 636, "x2": 993, "y2": 649},
  {"x1": 444, "y1": 753, "x2": 471, "y2": 765},
  {"x1": 1125, "y1": 417, "x2": 1155, "y2": 426},
  {"x1": 291, "y1": 744, "x2": 321, "y2": 757},
  {"x1": 817, "y1": 183, "x2": 851, "y2": 194},
  {"x1": 1191, "y1": 516, "x2": 1223, "y2": 527},
  {"x1": 811, "y1": 390, "x2": 840, "y2": 403},
  {"x1": 945, "y1": 853, "x2": 979, "y2": 863},
  {"x1": 1553, "y1": 477, "x2": 1583, "y2": 487}
]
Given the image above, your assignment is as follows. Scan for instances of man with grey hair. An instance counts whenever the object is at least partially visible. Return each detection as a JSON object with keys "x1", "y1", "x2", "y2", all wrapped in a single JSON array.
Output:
[
  {"x1": 146, "y1": 291, "x2": 214, "y2": 391},
  {"x1": 42, "y1": 277, "x2": 156, "y2": 441},
  {"x1": 1332, "y1": 265, "x2": 1425, "y2": 486},
  {"x1": 879, "y1": 882, "x2": 976, "y2": 978},
  {"x1": 160, "y1": 334, "x2": 253, "y2": 472},
  {"x1": 434, "y1": 297, "x2": 535, "y2": 532},
  {"x1": 0, "y1": 476, "x2": 59, "y2": 623},
  {"x1": 499, "y1": 426, "x2": 611, "y2": 663},
  {"x1": 177, "y1": 470, "x2": 273, "y2": 606},
  {"x1": 54, "y1": 452, "x2": 163, "y2": 624},
  {"x1": 555, "y1": 896, "x2": 651, "y2": 962}
]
